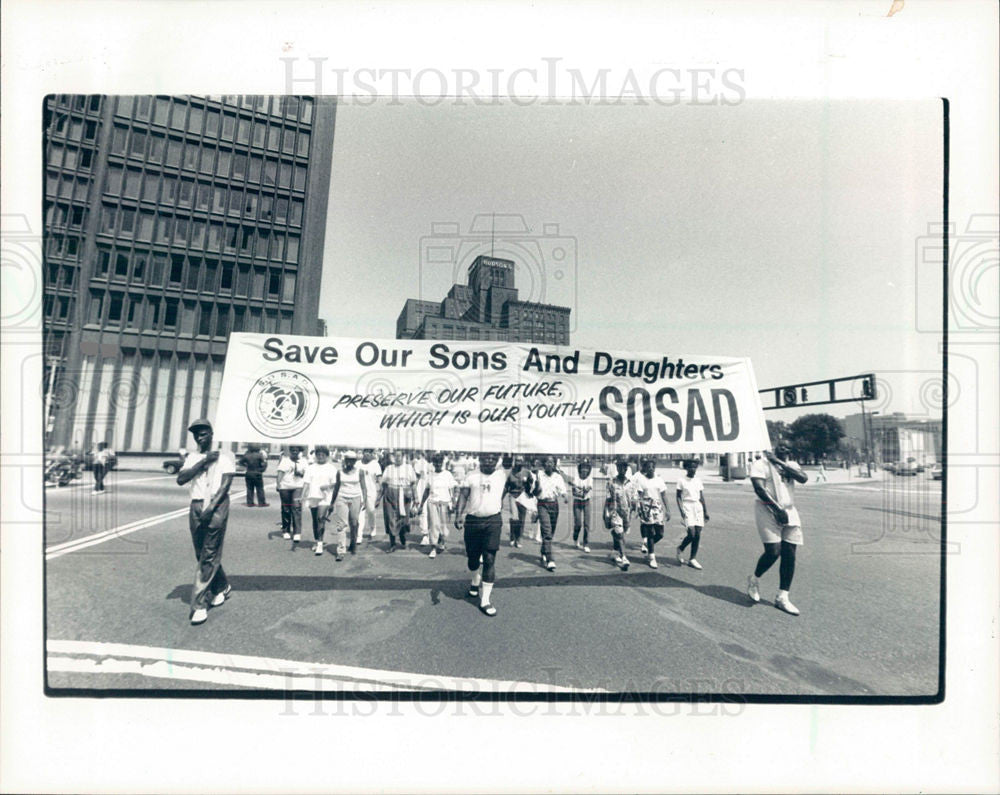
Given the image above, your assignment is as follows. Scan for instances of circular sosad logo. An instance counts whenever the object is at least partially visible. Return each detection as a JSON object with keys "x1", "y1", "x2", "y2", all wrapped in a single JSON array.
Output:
[{"x1": 246, "y1": 369, "x2": 320, "y2": 438}]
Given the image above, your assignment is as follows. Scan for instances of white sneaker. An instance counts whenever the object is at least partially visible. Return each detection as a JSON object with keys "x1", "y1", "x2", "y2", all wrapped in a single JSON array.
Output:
[
  {"x1": 210, "y1": 585, "x2": 231, "y2": 607},
  {"x1": 648, "y1": 553, "x2": 658, "y2": 569},
  {"x1": 546, "y1": 560, "x2": 557, "y2": 571},
  {"x1": 314, "y1": 541, "x2": 323, "y2": 556},
  {"x1": 282, "y1": 532, "x2": 292, "y2": 540},
  {"x1": 688, "y1": 559, "x2": 703, "y2": 570},
  {"x1": 582, "y1": 545, "x2": 590, "y2": 553},
  {"x1": 428, "y1": 548, "x2": 437, "y2": 559},
  {"x1": 292, "y1": 533, "x2": 301, "y2": 542},
  {"x1": 620, "y1": 555, "x2": 630, "y2": 571},
  {"x1": 641, "y1": 542, "x2": 648, "y2": 555},
  {"x1": 420, "y1": 534, "x2": 429, "y2": 546},
  {"x1": 747, "y1": 576, "x2": 760, "y2": 603},
  {"x1": 612, "y1": 553, "x2": 623, "y2": 565},
  {"x1": 676, "y1": 546, "x2": 685, "y2": 565},
  {"x1": 190, "y1": 608, "x2": 208, "y2": 625},
  {"x1": 775, "y1": 593, "x2": 800, "y2": 616},
  {"x1": 574, "y1": 540, "x2": 582, "y2": 550}
]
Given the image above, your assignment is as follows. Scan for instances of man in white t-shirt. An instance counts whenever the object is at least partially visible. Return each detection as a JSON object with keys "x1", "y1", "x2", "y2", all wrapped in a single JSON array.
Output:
[
  {"x1": 675, "y1": 459, "x2": 710, "y2": 570},
  {"x1": 455, "y1": 452, "x2": 508, "y2": 616},
  {"x1": 415, "y1": 452, "x2": 458, "y2": 558},
  {"x1": 630, "y1": 457, "x2": 671, "y2": 568},
  {"x1": 532, "y1": 456, "x2": 568, "y2": 571},
  {"x1": 175, "y1": 418, "x2": 235, "y2": 625},
  {"x1": 359, "y1": 449, "x2": 382, "y2": 540},
  {"x1": 747, "y1": 443, "x2": 808, "y2": 615}
]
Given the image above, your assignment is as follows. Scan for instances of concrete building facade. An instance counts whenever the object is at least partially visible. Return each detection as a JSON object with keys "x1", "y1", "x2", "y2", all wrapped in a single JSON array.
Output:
[{"x1": 43, "y1": 94, "x2": 336, "y2": 454}]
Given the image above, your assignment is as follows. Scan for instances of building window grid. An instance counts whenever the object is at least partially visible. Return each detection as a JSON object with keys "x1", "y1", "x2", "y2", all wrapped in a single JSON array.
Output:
[{"x1": 53, "y1": 95, "x2": 317, "y2": 346}]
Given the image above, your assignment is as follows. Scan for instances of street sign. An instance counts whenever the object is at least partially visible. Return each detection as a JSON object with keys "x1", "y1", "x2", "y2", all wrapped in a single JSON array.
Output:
[{"x1": 760, "y1": 373, "x2": 876, "y2": 410}]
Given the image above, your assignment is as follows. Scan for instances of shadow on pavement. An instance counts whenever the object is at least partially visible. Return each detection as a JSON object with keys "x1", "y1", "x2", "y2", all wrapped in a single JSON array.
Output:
[{"x1": 166, "y1": 569, "x2": 752, "y2": 611}]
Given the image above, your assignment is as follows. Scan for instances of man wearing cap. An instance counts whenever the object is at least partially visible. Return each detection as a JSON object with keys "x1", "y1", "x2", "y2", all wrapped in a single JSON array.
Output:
[
  {"x1": 747, "y1": 442, "x2": 808, "y2": 615},
  {"x1": 175, "y1": 419, "x2": 236, "y2": 626},
  {"x1": 330, "y1": 450, "x2": 367, "y2": 557}
]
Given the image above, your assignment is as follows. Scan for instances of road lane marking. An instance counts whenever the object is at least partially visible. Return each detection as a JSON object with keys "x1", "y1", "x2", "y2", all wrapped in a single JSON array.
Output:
[
  {"x1": 46, "y1": 474, "x2": 177, "y2": 490},
  {"x1": 47, "y1": 639, "x2": 606, "y2": 693},
  {"x1": 45, "y1": 490, "x2": 247, "y2": 560}
]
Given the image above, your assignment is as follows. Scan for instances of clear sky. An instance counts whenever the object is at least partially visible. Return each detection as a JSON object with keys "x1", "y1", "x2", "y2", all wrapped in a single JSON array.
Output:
[{"x1": 319, "y1": 98, "x2": 945, "y2": 420}]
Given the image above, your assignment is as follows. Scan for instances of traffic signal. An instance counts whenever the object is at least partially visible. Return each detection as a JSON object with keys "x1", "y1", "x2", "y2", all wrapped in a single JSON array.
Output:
[
  {"x1": 782, "y1": 387, "x2": 797, "y2": 406},
  {"x1": 801, "y1": 387, "x2": 808, "y2": 402},
  {"x1": 862, "y1": 376, "x2": 876, "y2": 400}
]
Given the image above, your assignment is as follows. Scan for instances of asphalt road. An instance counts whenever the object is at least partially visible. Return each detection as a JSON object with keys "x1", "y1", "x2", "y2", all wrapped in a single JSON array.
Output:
[{"x1": 44, "y1": 470, "x2": 943, "y2": 696}]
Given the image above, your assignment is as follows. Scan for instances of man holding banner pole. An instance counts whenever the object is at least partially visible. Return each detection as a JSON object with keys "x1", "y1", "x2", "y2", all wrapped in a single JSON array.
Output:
[{"x1": 175, "y1": 418, "x2": 235, "y2": 626}]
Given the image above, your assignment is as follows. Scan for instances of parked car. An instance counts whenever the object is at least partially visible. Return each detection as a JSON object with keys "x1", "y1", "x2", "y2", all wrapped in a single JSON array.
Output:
[
  {"x1": 162, "y1": 452, "x2": 187, "y2": 475},
  {"x1": 930, "y1": 463, "x2": 943, "y2": 481},
  {"x1": 884, "y1": 462, "x2": 896, "y2": 473},
  {"x1": 895, "y1": 461, "x2": 918, "y2": 476}
]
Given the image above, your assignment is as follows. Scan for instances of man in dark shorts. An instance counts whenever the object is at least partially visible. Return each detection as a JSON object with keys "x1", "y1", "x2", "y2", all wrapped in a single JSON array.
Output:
[{"x1": 454, "y1": 451, "x2": 508, "y2": 617}]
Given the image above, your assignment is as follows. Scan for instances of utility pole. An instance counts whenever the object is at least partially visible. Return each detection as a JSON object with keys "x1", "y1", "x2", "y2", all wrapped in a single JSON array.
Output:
[{"x1": 861, "y1": 399, "x2": 871, "y2": 478}]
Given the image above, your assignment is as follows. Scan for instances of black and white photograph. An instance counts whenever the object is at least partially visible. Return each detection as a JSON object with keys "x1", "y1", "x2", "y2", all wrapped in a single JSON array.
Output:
[
  {"x1": 40, "y1": 94, "x2": 947, "y2": 698},
  {"x1": 2, "y1": 1, "x2": 998, "y2": 793}
]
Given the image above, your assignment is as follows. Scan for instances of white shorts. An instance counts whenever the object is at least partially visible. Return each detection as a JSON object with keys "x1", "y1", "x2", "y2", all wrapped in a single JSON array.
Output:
[
  {"x1": 754, "y1": 501, "x2": 803, "y2": 546},
  {"x1": 681, "y1": 500, "x2": 704, "y2": 528}
]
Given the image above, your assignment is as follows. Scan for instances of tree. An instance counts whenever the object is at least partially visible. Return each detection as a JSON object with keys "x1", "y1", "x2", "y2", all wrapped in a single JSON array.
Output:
[
  {"x1": 788, "y1": 414, "x2": 845, "y2": 464},
  {"x1": 766, "y1": 420, "x2": 789, "y2": 446}
]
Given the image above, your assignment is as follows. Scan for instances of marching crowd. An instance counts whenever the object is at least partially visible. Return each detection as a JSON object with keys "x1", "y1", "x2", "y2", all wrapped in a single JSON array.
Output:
[{"x1": 176, "y1": 418, "x2": 807, "y2": 625}]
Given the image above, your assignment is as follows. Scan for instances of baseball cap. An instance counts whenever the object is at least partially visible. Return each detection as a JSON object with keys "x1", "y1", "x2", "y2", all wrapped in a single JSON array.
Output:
[
  {"x1": 188, "y1": 417, "x2": 212, "y2": 432},
  {"x1": 342, "y1": 449, "x2": 358, "y2": 459}
]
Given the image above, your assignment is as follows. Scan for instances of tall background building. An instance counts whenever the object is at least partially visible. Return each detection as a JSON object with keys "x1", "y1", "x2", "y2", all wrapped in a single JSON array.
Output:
[
  {"x1": 396, "y1": 255, "x2": 571, "y2": 344},
  {"x1": 43, "y1": 94, "x2": 336, "y2": 454}
]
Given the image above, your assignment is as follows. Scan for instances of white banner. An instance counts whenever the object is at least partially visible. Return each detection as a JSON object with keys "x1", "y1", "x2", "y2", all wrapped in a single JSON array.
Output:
[{"x1": 213, "y1": 334, "x2": 770, "y2": 455}]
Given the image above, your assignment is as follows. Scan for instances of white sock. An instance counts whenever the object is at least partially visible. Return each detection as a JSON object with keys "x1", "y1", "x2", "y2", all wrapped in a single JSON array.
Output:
[
  {"x1": 471, "y1": 571, "x2": 482, "y2": 587},
  {"x1": 777, "y1": 589, "x2": 788, "y2": 599},
  {"x1": 480, "y1": 582, "x2": 494, "y2": 606}
]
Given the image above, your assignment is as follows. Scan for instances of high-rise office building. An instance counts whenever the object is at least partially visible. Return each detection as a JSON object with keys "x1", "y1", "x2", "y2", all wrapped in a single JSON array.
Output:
[
  {"x1": 396, "y1": 255, "x2": 571, "y2": 344},
  {"x1": 43, "y1": 94, "x2": 336, "y2": 454}
]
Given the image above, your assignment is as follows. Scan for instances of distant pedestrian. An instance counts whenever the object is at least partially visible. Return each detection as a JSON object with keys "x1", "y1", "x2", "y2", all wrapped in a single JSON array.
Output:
[
  {"x1": 503, "y1": 458, "x2": 529, "y2": 547},
  {"x1": 242, "y1": 444, "x2": 268, "y2": 506},
  {"x1": 359, "y1": 449, "x2": 382, "y2": 540},
  {"x1": 302, "y1": 445, "x2": 338, "y2": 557},
  {"x1": 91, "y1": 441, "x2": 109, "y2": 494},
  {"x1": 630, "y1": 457, "x2": 671, "y2": 569},
  {"x1": 378, "y1": 450, "x2": 417, "y2": 550},
  {"x1": 455, "y1": 451, "x2": 508, "y2": 617},
  {"x1": 275, "y1": 446, "x2": 306, "y2": 541},
  {"x1": 330, "y1": 450, "x2": 367, "y2": 557},
  {"x1": 566, "y1": 459, "x2": 594, "y2": 553},
  {"x1": 603, "y1": 458, "x2": 633, "y2": 570},
  {"x1": 747, "y1": 443, "x2": 808, "y2": 616},
  {"x1": 175, "y1": 418, "x2": 235, "y2": 626},
  {"x1": 412, "y1": 450, "x2": 433, "y2": 546},
  {"x1": 816, "y1": 460, "x2": 829, "y2": 482},
  {"x1": 415, "y1": 453, "x2": 457, "y2": 558},
  {"x1": 532, "y1": 456, "x2": 568, "y2": 571},
  {"x1": 675, "y1": 459, "x2": 709, "y2": 570}
]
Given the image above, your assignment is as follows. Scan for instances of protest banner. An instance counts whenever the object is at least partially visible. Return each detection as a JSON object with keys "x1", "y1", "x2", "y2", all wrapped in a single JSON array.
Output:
[{"x1": 213, "y1": 333, "x2": 770, "y2": 455}]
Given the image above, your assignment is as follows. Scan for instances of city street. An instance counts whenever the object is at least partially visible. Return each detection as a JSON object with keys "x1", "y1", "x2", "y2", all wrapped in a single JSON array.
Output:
[{"x1": 44, "y1": 470, "x2": 943, "y2": 696}]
